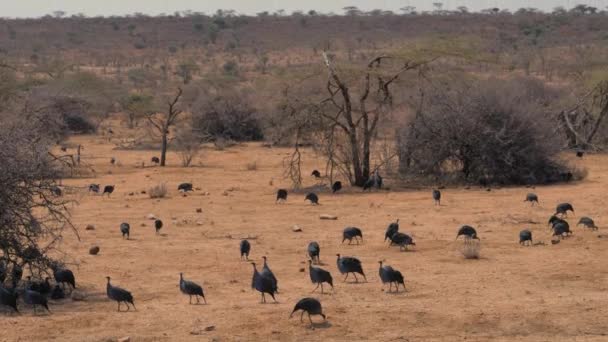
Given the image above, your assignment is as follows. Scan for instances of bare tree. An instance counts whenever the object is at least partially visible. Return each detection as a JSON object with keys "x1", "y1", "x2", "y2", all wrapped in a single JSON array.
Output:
[
  {"x1": 560, "y1": 81, "x2": 608, "y2": 149},
  {"x1": 146, "y1": 88, "x2": 185, "y2": 166}
]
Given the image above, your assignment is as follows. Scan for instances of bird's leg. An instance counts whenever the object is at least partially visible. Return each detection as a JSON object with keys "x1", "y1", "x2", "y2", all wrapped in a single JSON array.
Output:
[
  {"x1": 353, "y1": 274, "x2": 358, "y2": 283},
  {"x1": 312, "y1": 283, "x2": 320, "y2": 293},
  {"x1": 125, "y1": 302, "x2": 130, "y2": 312},
  {"x1": 189, "y1": 295, "x2": 192, "y2": 304},
  {"x1": 117, "y1": 302, "x2": 121, "y2": 312},
  {"x1": 261, "y1": 293, "x2": 265, "y2": 303},
  {"x1": 203, "y1": 296, "x2": 207, "y2": 304},
  {"x1": 300, "y1": 311, "x2": 305, "y2": 322},
  {"x1": 343, "y1": 273, "x2": 349, "y2": 282},
  {"x1": 320, "y1": 283, "x2": 324, "y2": 294}
]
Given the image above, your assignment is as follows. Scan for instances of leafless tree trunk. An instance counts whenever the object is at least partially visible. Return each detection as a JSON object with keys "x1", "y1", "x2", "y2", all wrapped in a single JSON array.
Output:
[{"x1": 146, "y1": 88, "x2": 184, "y2": 166}]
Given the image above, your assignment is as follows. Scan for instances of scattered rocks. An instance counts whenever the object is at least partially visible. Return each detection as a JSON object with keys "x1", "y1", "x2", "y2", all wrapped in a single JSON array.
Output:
[
  {"x1": 89, "y1": 246, "x2": 100, "y2": 255},
  {"x1": 291, "y1": 225, "x2": 303, "y2": 232},
  {"x1": 320, "y1": 214, "x2": 338, "y2": 220},
  {"x1": 85, "y1": 224, "x2": 95, "y2": 231},
  {"x1": 71, "y1": 290, "x2": 86, "y2": 301}
]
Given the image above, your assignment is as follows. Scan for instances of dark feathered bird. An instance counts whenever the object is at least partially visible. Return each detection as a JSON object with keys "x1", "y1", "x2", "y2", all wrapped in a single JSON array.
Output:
[
  {"x1": 110, "y1": 157, "x2": 116, "y2": 165},
  {"x1": 525, "y1": 193, "x2": 539, "y2": 206},
  {"x1": 432, "y1": 189, "x2": 441, "y2": 205},
  {"x1": 89, "y1": 184, "x2": 100, "y2": 193},
  {"x1": 308, "y1": 260, "x2": 333, "y2": 294},
  {"x1": 385, "y1": 219, "x2": 400, "y2": 243},
  {"x1": 24, "y1": 289, "x2": 50, "y2": 314},
  {"x1": 307, "y1": 242, "x2": 320, "y2": 264},
  {"x1": 290, "y1": 297, "x2": 326, "y2": 327},
  {"x1": 103, "y1": 185, "x2": 115, "y2": 197},
  {"x1": 51, "y1": 263, "x2": 76, "y2": 291},
  {"x1": 577, "y1": 217, "x2": 598, "y2": 230},
  {"x1": 555, "y1": 203, "x2": 574, "y2": 217},
  {"x1": 120, "y1": 222, "x2": 130, "y2": 239},
  {"x1": 336, "y1": 254, "x2": 366, "y2": 283},
  {"x1": 311, "y1": 170, "x2": 321, "y2": 178},
  {"x1": 151, "y1": 156, "x2": 160, "y2": 164},
  {"x1": 50, "y1": 285, "x2": 65, "y2": 300},
  {"x1": 179, "y1": 273, "x2": 206, "y2": 304},
  {"x1": 378, "y1": 261, "x2": 405, "y2": 293},
  {"x1": 251, "y1": 262, "x2": 277, "y2": 303},
  {"x1": 363, "y1": 171, "x2": 383, "y2": 191},
  {"x1": 178, "y1": 183, "x2": 193, "y2": 192},
  {"x1": 389, "y1": 232, "x2": 415, "y2": 251},
  {"x1": 332, "y1": 181, "x2": 342, "y2": 194},
  {"x1": 342, "y1": 227, "x2": 363, "y2": 245},
  {"x1": 262, "y1": 256, "x2": 278, "y2": 293},
  {"x1": 305, "y1": 193, "x2": 319, "y2": 205},
  {"x1": 548, "y1": 216, "x2": 572, "y2": 236},
  {"x1": 456, "y1": 225, "x2": 479, "y2": 240},
  {"x1": 154, "y1": 219, "x2": 163, "y2": 234},
  {"x1": 519, "y1": 229, "x2": 533, "y2": 246},
  {"x1": 106, "y1": 277, "x2": 135, "y2": 312},
  {"x1": 240, "y1": 239, "x2": 251, "y2": 260},
  {"x1": 0, "y1": 286, "x2": 19, "y2": 313},
  {"x1": 276, "y1": 189, "x2": 288, "y2": 203}
]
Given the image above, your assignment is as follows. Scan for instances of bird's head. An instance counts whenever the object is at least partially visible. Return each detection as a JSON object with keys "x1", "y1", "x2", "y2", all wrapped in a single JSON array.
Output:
[
  {"x1": 105, "y1": 276, "x2": 111, "y2": 282},
  {"x1": 336, "y1": 253, "x2": 341, "y2": 258},
  {"x1": 378, "y1": 260, "x2": 383, "y2": 265},
  {"x1": 308, "y1": 259, "x2": 312, "y2": 265},
  {"x1": 262, "y1": 256, "x2": 267, "y2": 261}
]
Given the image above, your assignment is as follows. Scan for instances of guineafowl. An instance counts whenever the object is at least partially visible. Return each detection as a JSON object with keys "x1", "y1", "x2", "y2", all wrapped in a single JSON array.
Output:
[
  {"x1": 363, "y1": 171, "x2": 383, "y2": 191},
  {"x1": 432, "y1": 189, "x2": 441, "y2": 205},
  {"x1": 332, "y1": 181, "x2": 342, "y2": 194},
  {"x1": 151, "y1": 156, "x2": 160, "y2": 164},
  {"x1": 290, "y1": 297, "x2": 326, "y2": 327},
  {"x1": 261, "y1": 256, "x2": 278, "y2": 293},
  {"x1": 552, "y1": 222, "x2": 570, "y2": 239},
  {"x1": 519, "y1": 229, "x2": 533, "y2": 246},
  {"x1": 378, "y1": 261, "x2": 396, "y2": 292},
  {"x1": 24, "y1": 289, "x2": 50, "y2": 314},
  {"x1": 308, "y1": 260, "x2": 333, "y2": 294},
  {"x1": 106, "y1": 277, "x2": 135, "y2": 312},
  {"x1": 179, "y1": 273, "x2": 206, "y2": 304},
  {"x1": 311, "y1": 170, "x2": 321, "y2": 178},
  {"x1": 576, "y1": 150, "x2": 584, "y2": 158},
  {"x1": 577, "y1": 217, "x2": 598, "y2": 230},
  {"x1": 548, "y1": 216, "x2": 571, "y2": 235},
  {"x1": 342, "y1": 227, "x2": 363, "y2": 245},
  {"x1": 555, "y1": 203, "x2": 574, "y2": 217},
  {"x1": 88, "y1": 184, "x2": 100, "y2": 193},
  {"x1": 336, "y1": 254, "x2": 366, "y2": 283},
  {"x1": 385, "y1": 220, "x2": 399, "y2": 242},
  {"x1": 276, "y1": 189, "x2": 288, "y2": 203},
  {"x1": 307, "y1": 242, "x2": 320, "y2": 264},
  {"x1": 0, "y1": 286, "x2": 18, "y2": 313},
  {"x1": 240, "y1": 239, "x2": 251, "y2": 260},
  {"x1": 178, "y1": 183, "x2": 193, "y2": 192},
  {"x1": 456, "y1": 225, "x2": 479, "y2": 240},
  {"x1": 154, "y1": 219, "x2": 163, "y2": 234},
  {"x1": 525, "y1": 193, "x2": 539, "y2": 206},
  {"x1": 305, "y1": 193, "x2": 319, "y2": 205},
  {"x1": 120, "y1": 223, "x2": 130, "y2": 239},
  {"x1": 103, "y1": 185, "x2": 115, "y2": 197},
  {"x1": 251, "y1": 263, "x2": 277, "y2": 303},
  {"x1": 389, "y1": 232, "x2": 415, "y2": 251},
  {"x1": 51, "y1": 263, "x2": 76, "y2": 291}
]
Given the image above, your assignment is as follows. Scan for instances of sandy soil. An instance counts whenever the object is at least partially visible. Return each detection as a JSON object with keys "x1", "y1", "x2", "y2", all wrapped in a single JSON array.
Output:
[{"x1": 1, "y1": 134, "x2": 608, "y2": 342}]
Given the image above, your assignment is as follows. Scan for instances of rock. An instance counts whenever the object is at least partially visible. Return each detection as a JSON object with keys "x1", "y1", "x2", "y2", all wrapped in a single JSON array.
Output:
[
  {"x1": 141, "y1": 190, "x2": 147, "y2": 194},
  {"x1": 146, "y1": 214, "x2": 156, "y2": 220},
  {"x1": 71, "y1": 290, "x2": 86, "y2": 301},
  {"x1": 140, "y1": 223, "x2": 146, "y2": 227},
  {"x1": 299, "y1": 268, "x2": 305, "y2": 272},
  {"x1": 203, "y1": 192, "x2": 210, "y2": 196},
  {"x1": 196, "y1": 221, "x2": 204, "y2": 226},
  {"x1": 89, "y1": 246, "x2": 100, "y2": 255},
  {"x1": 196, "y1": 208, "x2": 203, "y2": 213},
  {"x1": 222, "y1": 191, "x2": 229, "y2": 196},
  {"x1": 204, "y1": 326, "x2": 216, "y2": 332},
  {"x1": 320, "y1": 214, "x2": 338, "y2": 220},
  {"x1": 118, "y1": 337, "x2": 131, "y2": 342},
  {"x1": 291, "y1": 225, "x2": 303, "y2": 232},
  {"x1": 128, "y1": 192, "x2": 134, "y2": 196},
  {"x1": 85, "y1": 224, "x2": 95, "y2": 230},
  {"x1": 195, "y1": 187, "x2": 202, "y2": 191}
]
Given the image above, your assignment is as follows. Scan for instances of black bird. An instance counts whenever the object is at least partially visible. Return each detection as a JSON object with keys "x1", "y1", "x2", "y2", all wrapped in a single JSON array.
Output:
[
  {"x1": 179, "y1": 273, "x2": 206, "y2": 304},
  {"x1": 342, "y1": 227, "x2": 363, "y2": 245},
  {"x1": 178, "y1": 183, "x2": 193, "y2": 192},
  {"x1": 0, "y1": 286, "x2": 19, "y2": 313},
  {"x1": 103, "y1": 185, "x2": 115, "y2": 197},
  {"x1": 552, "y1": 222, "x2": 570, "y2": 239},
  {"x1": 524, "y1": 193, "x2": 539, "y2": 206},
  {"x1": 110, "y1": 157, "x2": 116, "y2": 165},
  {"x1": 307, "y1": 242, "x2": 320, "y2": 264},
  {"x1": 262, "y1": 256, "x2": 278, "y2": 293},
  {"x1": 50, "y1": 285, "x2": 65, "y2": 300},
  {"x1": 456, "y1": 225, "x2": 479, "y2": 240},
  {"x1": 24, "y1": 289, "x2": 50, "y2": 314},
  {"x1": 389, "y1": 232, "x2": 415, "y2": 251},
  {"x1": 276, "y1": 189, "x2": 288, "y2": 203},
  {"x1": 89, "y1": 184, "x2": 100, "y2": 193},
  {"x1": 378, "y1": 261, "x2": 405, "y2": 293},
  {"x1": 308, "y1": 260, "x2": 333, "y2": 294},
  {"x1": 290, "y1": 298, "x2": 326, "y2": 327},
  {"x1": 311, "y1": 170, "x2": 321, "y2": 178},
  {"x1": 51, "y1": 263, "x2": 76, "y2": 291},
  {"x1": 432, "y1": 189, "x2": 441, "y2": 205},
  {"x1": 240, "y1": 239, "x2": 251, "y2": 260},
  {"x1": 519, "y1": 229, "x2": 533, "y2": 246},
  {"x1": 363, "y1": 171, "x2": 383, "y2": 191},
  {"x1": 576, "y1": 150, "x2": 584, "y2": 158},
  {"x1": 154, "y1": 219, "x2": 163, "y2": 234},
  {"x1": 332, "y1": 181, "x2": 342, "y2": 194},
  {"x1": 555, "y1": 203, "x2": 574, "y2": 217},
  {"x1": 305, "y1": 193, "x2": 319, "y2": 205},
  {"x1": 336, "y1": 254, "x2": 366, "y2": 283},
  {"x1": 106, "y1": 277, "x2": 135, "y2": 312},
  {"x1": 577, "y1": 217, "x2": 598, "y2": 230},
  {"x1": 120, "y1": 223, "x2": 130, "y2": 239},
  {"x1": 151, "y1": 156, "x2": 160, "y2": 164},
  {"x1": 548, "y1": 216, "x2": 572, "y2": 236},
  {"x1": 385, "y1": 219, "x2": 400, "y2": 243},
  {"x1": 26, "y1": 276, "x2": 51, "y2": 295},
  {"x1": 251, "y1": 262, "x2": 277, "y2": 303}
]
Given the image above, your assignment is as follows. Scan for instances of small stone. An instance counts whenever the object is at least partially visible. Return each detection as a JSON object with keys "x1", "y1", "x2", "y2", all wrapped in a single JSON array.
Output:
[
  {"x1": 203, "y1": 192, "x2": 210, "y2": 196},
  {"x1": 291, "y1": 225, "x2": 303, "y2": 232},
  {"x1": 195, "y1": 187, "x2": 202, "y2": 191},
  {"x1": 196, "y1": 208, "x2": 203, "y2": 213},
  {"x1": 141, "y1": 190, "x2": 147, "y2": 194},
  {"x1": 320, "y1": 214, "x2": 338, "y2": 220},
  {"x1": 140, "y1": 223, "x2": 146, "y2": 227},
  {"x1": 204, "y1": 326, "x2": 216, "y2": 332},
  {"x1": 85, "y1": 224, "x2": 95, "y2": 230},
  {"x1": 146, "y1": 214, "x2": 156, "y2": 220},
  {"x1": 118, "y1": 337, "x2": 131, "y2": 342},
  {"x1": 71, "y1": 290, "x2": 86, "y2": 301},
  {"x1": 128, "y1": 192, "x2": 134, "y2": 196},
  {"x1": 89, "y1": 246, "x2": 100, "y2": 255},
  {"x1": 299, "y1": 268, "x2": 305, "y2": 272},
  {"x1": 222, "y1": 191, "x2": 229, "y2": 196},
  {"x1": 196, "y1": 221, "x2": 204, "y2": 226}
]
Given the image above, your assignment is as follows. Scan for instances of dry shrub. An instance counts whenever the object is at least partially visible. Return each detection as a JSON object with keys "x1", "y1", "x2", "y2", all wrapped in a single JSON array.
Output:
[
  {"x1": 148, "y1": 183, "x2": 167, "y2": 199},
  {"x1": 460, "y1": 239, "x2": 481, "y2": 259},
  {"x1": 175, "y1": 127, "x2": 204, "y2": 167}
]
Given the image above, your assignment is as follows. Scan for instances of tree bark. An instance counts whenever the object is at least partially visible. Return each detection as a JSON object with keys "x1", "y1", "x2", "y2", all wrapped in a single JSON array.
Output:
[{"x1": 160, "y1": 130, "x2": 168, "y2": 166}]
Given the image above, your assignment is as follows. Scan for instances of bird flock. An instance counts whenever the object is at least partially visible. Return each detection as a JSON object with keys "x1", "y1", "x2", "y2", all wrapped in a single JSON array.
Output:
[{"x1": 0, "y1": 167, "x2": 600, "y2": 331}]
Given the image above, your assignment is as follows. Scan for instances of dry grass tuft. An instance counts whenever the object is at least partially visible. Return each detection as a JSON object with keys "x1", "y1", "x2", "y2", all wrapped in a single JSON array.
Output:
[
  {"x1": 148, "y1": 183, "x2": 168, "y2": 199},
  {"x1": 460, "y1": 239, "x2": 481, "y2": 259}
]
